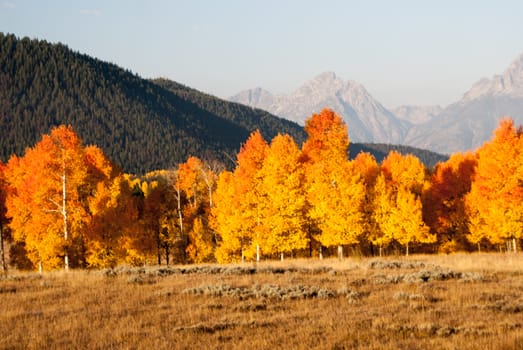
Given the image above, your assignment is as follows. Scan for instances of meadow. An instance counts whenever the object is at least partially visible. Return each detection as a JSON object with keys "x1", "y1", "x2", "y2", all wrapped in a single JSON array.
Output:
[{"x1": 1, "y1": 253, "x2": 523, "y2": 349}]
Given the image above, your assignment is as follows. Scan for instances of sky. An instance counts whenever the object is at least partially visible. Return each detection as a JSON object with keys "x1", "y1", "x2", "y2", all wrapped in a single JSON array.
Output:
[{"x1": 1, "y1": 0, "x2": 523, "y2": 108}]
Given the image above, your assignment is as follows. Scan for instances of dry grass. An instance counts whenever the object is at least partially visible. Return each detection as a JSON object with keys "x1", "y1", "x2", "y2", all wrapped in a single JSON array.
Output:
[{"x1": 1, "y1": 253, "x2": 523, "y2": 349}]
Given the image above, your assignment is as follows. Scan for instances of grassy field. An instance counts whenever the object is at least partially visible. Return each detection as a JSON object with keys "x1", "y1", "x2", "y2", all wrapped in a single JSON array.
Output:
[{"x1": 1, "y1": 253, "x2": 523, "y2": 349}]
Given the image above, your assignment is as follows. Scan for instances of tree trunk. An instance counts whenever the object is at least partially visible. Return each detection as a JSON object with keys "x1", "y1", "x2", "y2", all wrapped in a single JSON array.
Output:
[
  {"x1": 61, "y1": 162, "x2": 69, "y2": 271},
  {"x1": 319, "y1": 246, "x2": 323, "y2": 260},
  {"x1": 0, "y1": 224, "x2": 6, "y2": 275},
  {"x1": 280, "y1": 252, "x2": 284, "y2": 261},
  {"x1": 379, "y1": 245, "x2": 382, "y2": 257},
  {"x1": 477, "y1": 242, "x2": 481, "y2": 253},
  {"x1": 337, "y1": 245, "x2": 343, "y2": 259},
  {"x1": 39, "y1": 260, "x2": 43, "y2": 275},
  {"x1": 256, "y1": 244, "x2": 260, "y2": 263},
  {"x1": 308, "y1": 224, "x2": 313, "y2": 257},
  {"x1": 175, "y1": 185, "x2": 185, "y2": 261},
  {"x1": 406, "y1": 242, "x2": 409, "y2": 257},
  {"x1": 513, "y1": 238, "x2": 517, "y2": 253},
  {"x1": 157, "y1": 232, "x2": 161, "y2": 266}
]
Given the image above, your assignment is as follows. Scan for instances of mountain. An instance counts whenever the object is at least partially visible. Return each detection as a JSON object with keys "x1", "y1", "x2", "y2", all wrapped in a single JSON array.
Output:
[
  {"x1": 231, "y1": 72, "x2": 410, "y2": 144},
  {"x1": 229, "y1": 87, "x2": 276, "y2": 109},
  {"x1": 392, "y1": 105, "x2": 442, "y2": 125},
  {"x1": 0, "y1": 33, "x2": 305, "y2": 174},
  {"x1": 404, "y1": 53, "x2": 523, "y2": 154},
  {"x1": 0, "y1": 33, "x2": 446, "y2": 172},
  {"x1": 233, "y1": 53, "x2": 523, "y2": 155}
]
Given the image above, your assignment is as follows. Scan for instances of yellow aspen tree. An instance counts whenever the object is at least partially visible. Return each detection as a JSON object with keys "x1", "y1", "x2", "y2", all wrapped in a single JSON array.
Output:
[
  {"x1": 391, "y1": 186, "x2": 433, "y2": 256},
  {"x1": 258, "y1": 134, "x2": 308, "y2": 260},
  {"x1": 307, "y1": 160, "x2": 365, "y2": 258},
  {"x1": 141, "y1": 170, "x2": 178, "y2": 265},
  {"x1": 186, "y1": 217, "x2": 214, "y2": 263},
  {"x1": 301, "y1": 108, "x2": 349, "y2": 259},
  {"x1": 379, "y1": 151, "x2": 434, "y2": 255},
  {"x1": 370, "y1": 173, "x2": 395, "y2": 256},
  {"x1": 211, "y1": 171, "x2": 245, "y2": 263}
]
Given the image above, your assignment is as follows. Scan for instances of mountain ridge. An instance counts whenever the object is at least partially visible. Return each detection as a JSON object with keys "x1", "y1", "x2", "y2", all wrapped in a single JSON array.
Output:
[
  {"x1": 231, "y1": 52, "x2": 523, "y2": 155},
  {"x1": 230, "y1": 71, "x2": 409, "y2": 144}
]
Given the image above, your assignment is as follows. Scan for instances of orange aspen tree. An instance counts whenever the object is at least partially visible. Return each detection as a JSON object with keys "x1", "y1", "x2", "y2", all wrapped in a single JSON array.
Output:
[
  {"x1": 466, "y1": 118, "x2": 523, "y2": 251},
  {"x1": 352, "y1": 152, "x2": 381, "y2": 254},
  {"x1": 258, "y1": 134, "x2": 308, "y2": 260},
  {"x1": 423, "y1": 152, "x2": 477, "y2": 252},
  {"x1": 176, "y1": 156, "x2": 216, "y2": 263},
  {"x1": 5, "y1": 125, "x2": 88, "y2": 272}
]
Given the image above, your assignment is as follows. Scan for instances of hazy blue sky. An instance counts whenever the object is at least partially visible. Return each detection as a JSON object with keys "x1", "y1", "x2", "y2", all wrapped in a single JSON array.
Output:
[{"x1": 1, "y1": 0, "x2": 522, "y2": 107}]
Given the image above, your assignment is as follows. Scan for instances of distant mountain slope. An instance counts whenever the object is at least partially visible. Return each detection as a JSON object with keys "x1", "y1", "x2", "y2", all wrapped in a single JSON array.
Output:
[
  {"x1": 404, "y1": 53, "x2": 523, "y2": 154},
  {"x1": 230, "y1": 72, "x2": 409, "y2": 144},
  {"x1": 0, "y1": 33, "x2": 305, "y2": 174},
  {"x1": 150, "y1": 78, "x2": 306, "y2": 145},
  {"x1": 391, "y1": 105, "x2": 442, "y2": 125}
]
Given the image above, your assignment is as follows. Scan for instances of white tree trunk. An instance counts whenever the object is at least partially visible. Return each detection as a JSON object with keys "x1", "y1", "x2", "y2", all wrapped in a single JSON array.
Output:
[
  {"x1": 62, "y1": 164, "x2": 69, "y2": 271},
  {"x1": 175, "y1": 184, "x2": 185, "y2": 259},
  {"x1": 337, "y1": 245, "x2": 343, "y2": 259}
]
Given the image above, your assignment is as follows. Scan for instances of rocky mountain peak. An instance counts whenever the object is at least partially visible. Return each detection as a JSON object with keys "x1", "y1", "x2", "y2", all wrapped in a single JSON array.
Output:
[{"x1": 462, "y1": 52, "x2": 523, "y2": 102}]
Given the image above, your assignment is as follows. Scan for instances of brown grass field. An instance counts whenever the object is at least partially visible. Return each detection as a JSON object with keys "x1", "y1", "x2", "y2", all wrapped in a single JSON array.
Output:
[{"x1": 1, "y1": 253, "x2": 523, "y2": 349}]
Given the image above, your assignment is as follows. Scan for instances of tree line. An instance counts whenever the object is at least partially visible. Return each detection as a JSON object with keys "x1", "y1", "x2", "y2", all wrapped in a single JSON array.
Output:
[{"x1": 0, "y1": 109, "x2": 521, "y2": 272}]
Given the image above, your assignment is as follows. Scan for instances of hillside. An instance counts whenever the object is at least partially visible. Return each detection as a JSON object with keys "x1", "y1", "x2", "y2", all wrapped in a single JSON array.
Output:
[
  {"x1": 0, "y1": 33, "x2": 305, "y2": 174},
  {"x1": 350, "y1": 143, "x2": 447, "y2": 168},
  {"x1": 0, "y1": 33, "x2": 445, "y2": 172}
]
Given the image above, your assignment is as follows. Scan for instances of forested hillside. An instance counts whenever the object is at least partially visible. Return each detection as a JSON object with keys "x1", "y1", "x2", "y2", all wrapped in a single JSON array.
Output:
[
  {"x1": 0, "y1": 33, "x2": 445, "y2": 173},
  {"x1": 0, "y1": 33, "x2": 306, "y2": 174},
  {"x1": 350, "y1": 143, "x2": 447, "y2": 167}
]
